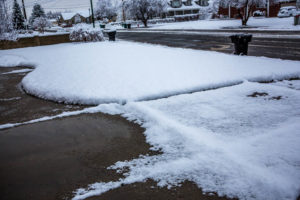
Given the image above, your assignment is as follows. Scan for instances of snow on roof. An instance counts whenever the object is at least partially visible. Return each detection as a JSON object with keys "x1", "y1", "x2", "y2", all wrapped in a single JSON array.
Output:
[
  {"x1": 61, "y1": 11, "x2": 91, "y2": 20},
  {"x1": 61, "y1": 12, "x2": 76, "y2": 20},
  {"x1": 78, "y1": 11, "x2": 91, "y2": 18},
  {"x1": 167, "y1": 0, "x2": 202, "y2": 12}
]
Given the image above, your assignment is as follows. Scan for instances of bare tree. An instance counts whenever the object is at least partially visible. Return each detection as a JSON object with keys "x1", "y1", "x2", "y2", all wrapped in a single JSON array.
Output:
[
  {"x1": 124, "y1": 0, "x2": 167, "y2": 27},
  {"x1": 219, "y1": 0, "x2": 271, "y2": 25},
  {"x1": 95, "y1": 0, "x2": 118, "y2": 20},
  {"x1": 0, "y1": 0, "x2": 17, "y2": 40},
  {"x1": 32, "y1": 17, "x2": 51, "y2": 33}
]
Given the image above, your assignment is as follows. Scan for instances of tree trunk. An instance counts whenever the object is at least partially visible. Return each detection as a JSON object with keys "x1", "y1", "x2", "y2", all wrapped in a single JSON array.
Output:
[
  {"x1": 242, "y1": 19, "x2": 247, "y2": 26},
  {"x1": 142, "y1": 19, "x2": 147, "y2": 27}
]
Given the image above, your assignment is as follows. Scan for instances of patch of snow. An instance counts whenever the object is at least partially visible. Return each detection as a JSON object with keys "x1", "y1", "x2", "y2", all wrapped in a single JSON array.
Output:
[
  {"x1": 61, "y1": 11, "x2": 91, "y2": 21},
  {"x1": 0, "y1": 104, "x2": 109, "y2": 130},
  {"x1": 1, "y1": 42, "x2": 300, "y2": 105},
  {"x1": 2, "y1": 68, "x2": 33, "y2": 75},
  {"x1": 0, "y1": 55, "x2": 34, "y2": 67},
  {"x1": 271, "y1": 80, "x2": 300, "y2": 90},
  {"x1": 73, "y1": 81, "x2": 300, "y2": 200},
  {"x1": 0, "y1": 97, "x2": 21, "y2": 101},
  {"x1": 149, "y1": 17, "x2": 300, "y2": 30}
]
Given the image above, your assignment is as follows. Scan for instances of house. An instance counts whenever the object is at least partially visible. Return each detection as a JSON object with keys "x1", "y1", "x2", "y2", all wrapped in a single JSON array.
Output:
[
  {"x1": 218, "y1": 0, "x2": 296, "y2": 18},
  {"x1": 58, "y1": 11, "x2": 91, "y2": 26},
  {"x1": 166, "y1": 0, "x2": 210, "y2": 20}
]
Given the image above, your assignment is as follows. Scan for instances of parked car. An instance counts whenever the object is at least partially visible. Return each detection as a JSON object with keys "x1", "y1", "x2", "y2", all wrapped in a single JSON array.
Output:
[
  {"x1": 277, "y1": 6, "x2": 297, "y2": 17},
  {"x1": 253, "y1": 10, "x2": 265, "y2": 17}
]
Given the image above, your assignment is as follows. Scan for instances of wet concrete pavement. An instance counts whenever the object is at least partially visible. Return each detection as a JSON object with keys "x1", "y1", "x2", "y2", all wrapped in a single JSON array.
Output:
[
  {"x1": 0, "y1": 113, "x2": 151, "y2": 200},
  {"x1": 0, "y1": 67, "x2": 84, "y2": 124},
  {"x1": 0, "y1": 67, "x2": 235, "y2": 200}
]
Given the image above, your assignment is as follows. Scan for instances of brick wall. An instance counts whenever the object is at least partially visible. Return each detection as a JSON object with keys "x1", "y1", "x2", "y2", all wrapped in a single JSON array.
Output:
[{"x1": 0, "y1": 33, "x2": 71, "y2": 50}]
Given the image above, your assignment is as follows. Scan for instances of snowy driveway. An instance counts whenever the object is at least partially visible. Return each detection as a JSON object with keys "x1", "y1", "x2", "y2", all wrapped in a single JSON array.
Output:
[{"x1": 74, "y1": 81, "x2": 300, "y2": 200}]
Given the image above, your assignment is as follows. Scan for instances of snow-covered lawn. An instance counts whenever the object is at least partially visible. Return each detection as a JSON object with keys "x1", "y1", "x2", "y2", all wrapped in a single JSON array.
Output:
[
  {"x1": 149, "y1": 17, "x2": 300, "y2": 30},
  {"x1": 1, "y1": 41, "x2": 300, "y2": 200},
  {"x1": 0, "y1": 41, "x2": 299, "y2": 104}
]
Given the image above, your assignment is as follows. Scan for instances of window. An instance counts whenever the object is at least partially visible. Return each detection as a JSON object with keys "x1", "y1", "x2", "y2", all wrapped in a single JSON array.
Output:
[
  {"x1": 183, "y1": 0, "x2": 192, "y2": 6},
  {"x1": 172, "y1": 0, "x2": 182, "y2": 8},
  {"x1": 74, "y1": 15, "x2": 81, "y2": 23},
  {"x1": 219, "y1": 1, "x2": 228, "y2": 8},
  {"x1": 199, "y1": 0, "x2": 209, "y2": 6}
]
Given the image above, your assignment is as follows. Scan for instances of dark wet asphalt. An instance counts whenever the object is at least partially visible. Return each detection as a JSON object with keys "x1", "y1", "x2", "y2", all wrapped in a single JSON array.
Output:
[{"x1": 117, "y1": 30, "x2": 300, "y2": 61}]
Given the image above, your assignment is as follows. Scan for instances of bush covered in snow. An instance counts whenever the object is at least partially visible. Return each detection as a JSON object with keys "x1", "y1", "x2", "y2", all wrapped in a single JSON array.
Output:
[
  {"x1": 32, "y1": 17, "x2": 51, "y2": 33},
  {"x1": 69, "y1": 24, "x2": 105, "y2": 42}
]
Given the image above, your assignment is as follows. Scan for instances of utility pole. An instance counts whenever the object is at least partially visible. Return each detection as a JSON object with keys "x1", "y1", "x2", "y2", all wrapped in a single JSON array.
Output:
[
  {"x1": 21, "y1": 0, "x2": 27, "y2": 21},
  {"x1": 89, "y1": 8, "x2": 91, "y2": 23},
  {"x1": 90, "y1": 0, "x2": 95, "y2": 28},
  {"x1": 122, "y1": 0, "x2": 126, "y2": 22},
  {"x1": 267, "y1": 0, "x2": 269, "y2": 17},
  {"x1": 21, "y1": 0, "x2": 28, "y2": 29},
  {"x1": 228, "y1": 3, "x2": 231, "y2": 19}
]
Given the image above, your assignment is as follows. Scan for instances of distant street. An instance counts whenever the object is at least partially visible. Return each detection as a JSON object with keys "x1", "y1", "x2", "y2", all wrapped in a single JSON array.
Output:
[{"x1": 117, "y1": 30, "x2": 300, "y2": 61}]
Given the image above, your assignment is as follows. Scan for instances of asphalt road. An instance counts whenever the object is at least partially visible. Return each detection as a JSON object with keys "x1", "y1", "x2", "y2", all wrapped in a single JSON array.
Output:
[{"x1": 116, "y1": 30, "x2": 300, "y2": 61}]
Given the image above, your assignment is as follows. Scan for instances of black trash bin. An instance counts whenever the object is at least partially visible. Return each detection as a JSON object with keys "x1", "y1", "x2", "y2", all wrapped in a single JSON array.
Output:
[
  {"x1": 230, "y1": 34, "x2": 252, "y2": 55},
  {"x1": 127, "y1": 24, "x2": 131, "y2": 29},
  {"x1": 106, "y1": 31, "x2": 116, "y2": 41}
]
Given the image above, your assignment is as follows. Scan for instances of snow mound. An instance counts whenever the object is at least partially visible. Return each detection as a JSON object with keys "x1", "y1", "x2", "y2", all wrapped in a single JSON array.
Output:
[
  {"x1": 74, "y1": 81, "x2": 300, "y2": 200},
  {"x1": 0, "y1": 54, "x2": 33, "y2": 67},
  {"x1": 1, "y1": 42, "x2": 300, "y2": 104}
]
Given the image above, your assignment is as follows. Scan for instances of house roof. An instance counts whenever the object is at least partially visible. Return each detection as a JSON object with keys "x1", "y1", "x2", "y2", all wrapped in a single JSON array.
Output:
[
  {"x1": 61, "y1": 11, "x2": 91, "y2": 20},
  {"x1": 61, "y1": 13, "x2": 76, "y2": 20}
]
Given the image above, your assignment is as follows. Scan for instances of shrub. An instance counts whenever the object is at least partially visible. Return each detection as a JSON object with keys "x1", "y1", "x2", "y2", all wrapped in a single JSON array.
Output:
[
  {"x1": 32, "y1": 17, "x2": 51, "y2": 33},
  {"x1": 69, "y1": 24, "x2": 105, "y2": 42}
]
